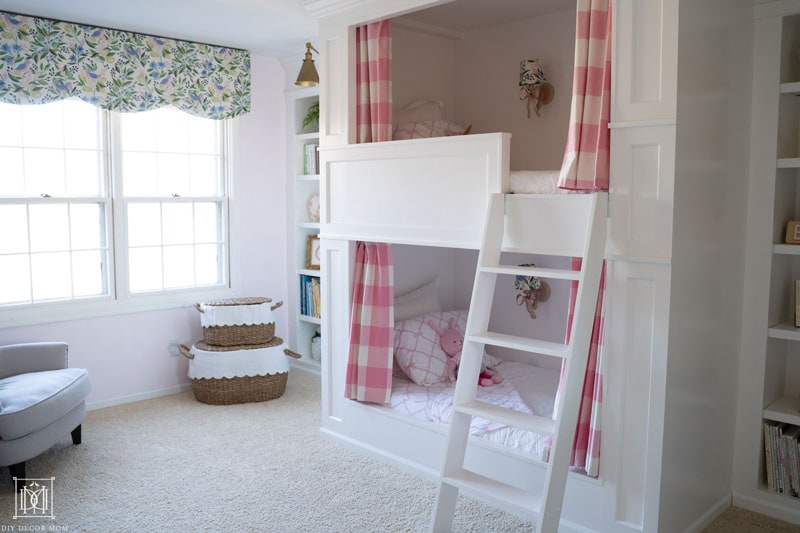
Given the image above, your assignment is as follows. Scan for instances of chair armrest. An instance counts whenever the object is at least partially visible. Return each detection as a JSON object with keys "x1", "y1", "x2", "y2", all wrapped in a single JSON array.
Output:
[{"x1": 0, "y1": 342, "x2": 69, "y2": 379}]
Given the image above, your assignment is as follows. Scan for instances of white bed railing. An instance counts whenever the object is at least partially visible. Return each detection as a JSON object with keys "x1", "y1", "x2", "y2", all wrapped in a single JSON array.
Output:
[{"x1": 319, "y1": 132, "x2": 511, "y2": 249}]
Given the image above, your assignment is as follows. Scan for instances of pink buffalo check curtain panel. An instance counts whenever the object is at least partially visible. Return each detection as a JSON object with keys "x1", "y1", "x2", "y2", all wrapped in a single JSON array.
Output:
[
  {"x1": 558, "y1": 0, "x2": 612, "y2": 191},
  {"x1": 558, "y1": 258, "x2": 606, "y2": 477},
  {"x1": 355, "y1": 20, "x2": 392, "y2": 143},
  {"x1": 554, "y1": 0, "x2": 612, "y2": 478},
  {"x1": 345, "y1": 20, "x2": 395, "y2": 404},
  {"x1": 345, "y1": 242, "x2": 394, "y2": 403}
]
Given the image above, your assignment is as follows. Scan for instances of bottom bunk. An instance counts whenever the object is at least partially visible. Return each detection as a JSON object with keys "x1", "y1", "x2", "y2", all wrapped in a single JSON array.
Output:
[{"x1": 389, "y1": 359, "x2": 559, "y2": 463}]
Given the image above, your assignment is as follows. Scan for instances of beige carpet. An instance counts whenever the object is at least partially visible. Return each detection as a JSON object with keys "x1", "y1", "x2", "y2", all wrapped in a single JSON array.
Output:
[
  {"x1": 0, "y1": 369, "x2": 796, "y2": 532},
  {"x1": 0, "y1": 370, "x2": 534, "y2": 532}
]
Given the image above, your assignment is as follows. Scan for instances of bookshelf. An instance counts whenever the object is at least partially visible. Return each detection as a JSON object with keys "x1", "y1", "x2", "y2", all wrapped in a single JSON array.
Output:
[
  {"x1": 286, "y1": 86, "x2": 321, "y2": 373},
  {"x1": 744, "y1": 6, "x2": 800, "y2": 510}
]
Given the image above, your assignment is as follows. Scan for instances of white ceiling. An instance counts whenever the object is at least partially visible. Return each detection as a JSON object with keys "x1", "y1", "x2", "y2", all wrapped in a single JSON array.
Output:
[
  {"x1": 0, "y1": 0, "x2": 575, "y2": 59},
  {"x1": 0, "y1": 0, "x2": 319, "y2": 57}
]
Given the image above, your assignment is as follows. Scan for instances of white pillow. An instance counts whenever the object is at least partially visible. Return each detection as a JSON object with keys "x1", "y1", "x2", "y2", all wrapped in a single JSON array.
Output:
[
  {"x1": 394, "y1": 278, "x2": 441, "y2": 322},
  {"x1": 394, "y1": 310, "x2": 500, "y2": 386}
]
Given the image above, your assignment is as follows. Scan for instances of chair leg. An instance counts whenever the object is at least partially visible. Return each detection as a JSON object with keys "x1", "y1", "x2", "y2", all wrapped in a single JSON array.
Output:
[
  {"x1": 71, "y1": 424, "x2": 82, "y2": 445},
  {"x1": 9, "y1": 462, "x2": 25, "y2": 491}
]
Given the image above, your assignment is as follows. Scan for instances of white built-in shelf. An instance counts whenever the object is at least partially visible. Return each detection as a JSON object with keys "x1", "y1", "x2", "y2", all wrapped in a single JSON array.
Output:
[
  {"x1": 773, "y1": 244, "x2": 800, "y2": 255},
  {"x1": 299, "y1": 314, "x2": 322, "y2": 325},
  {"x1": 764, "y1": 395, "x2": 800, "y2": 426},
  {"x1": 297, "y1": 174, "x2": 321, "y2": 181},
  {"x1": 296, "y1": 132, "x2": 319, "y2": 141},
  {"x1": 778, "y1": 158, "x2": 800, "y2": 168},
  {"x1": 767, "y1": 321, "x2": 800, "y2": 341},
  {"x1": 298, "y1": 268, "x2": 320, "y2": 277},
  {"x1": 298, "y1": 222, "x2": 320, "y2": 230},
  {"x1": 780, "y1": 82, "x2": 800, "y2": 95}
]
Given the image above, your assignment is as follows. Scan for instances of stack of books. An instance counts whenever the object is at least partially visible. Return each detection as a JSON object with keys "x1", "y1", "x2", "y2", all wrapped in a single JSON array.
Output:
[
  {"x1": 303, "y1": 143, "x2": 319, "y2": 175},
  {"x1": 300, "y1": 274, "x2": 321, "y2": 318},
  {"x1": 763, "y1": 420, "x2": 800, "y2": 497}
]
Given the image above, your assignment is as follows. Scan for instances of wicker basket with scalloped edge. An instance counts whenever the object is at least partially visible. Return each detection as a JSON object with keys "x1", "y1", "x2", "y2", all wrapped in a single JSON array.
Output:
[
  {"x1": 194, "y1": 297, "x2": 283, "y2": 347},
  {"x1": 179, "y1": 339, "x2": 301, "y2": 405}
]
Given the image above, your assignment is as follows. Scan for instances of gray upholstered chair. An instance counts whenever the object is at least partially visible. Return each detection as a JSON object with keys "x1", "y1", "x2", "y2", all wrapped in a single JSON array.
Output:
[{"x1": 0, "y1": 342, "x2": 91, "y2": 489}]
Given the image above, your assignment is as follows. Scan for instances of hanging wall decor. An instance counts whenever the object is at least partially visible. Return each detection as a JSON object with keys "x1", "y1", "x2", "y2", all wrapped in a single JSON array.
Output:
[
  {"x1": 514, "y1": 264, "x2": 551, "y2": 319},
  {"x1": 519, "y1": 59, "x2": 554, "y2": 118}
]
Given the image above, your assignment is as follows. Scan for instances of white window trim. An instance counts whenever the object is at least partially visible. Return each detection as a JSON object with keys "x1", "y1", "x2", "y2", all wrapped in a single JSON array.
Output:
[{"x1": 0, "y1": 112, "x2": 241, "y2": 329}]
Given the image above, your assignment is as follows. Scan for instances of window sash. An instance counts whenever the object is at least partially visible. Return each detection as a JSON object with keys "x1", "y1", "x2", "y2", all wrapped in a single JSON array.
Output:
[{"x1": 0, "y1": 105, "x2": 234, "y2": 325}]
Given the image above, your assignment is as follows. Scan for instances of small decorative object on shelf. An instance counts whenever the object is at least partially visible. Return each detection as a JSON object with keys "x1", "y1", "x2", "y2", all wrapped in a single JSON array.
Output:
[
  {"x1": 311, "y1": 329, "x2": 322, "y2": 361},
  {"x1": 306, "y1": 234, "x2": 321, "y2": 270},
  {"x1": 796, "y1": 280, "x2": 800, "y2": 327},
  {"x1": 307, "y1": 192, "x2": 320, "y2": 222},
  {"x1": 302, "y1": 101, "x2": 319, "y2": 131},
  {"x1": 786, "y1": 220, "x2": 800, "y2": 243}
]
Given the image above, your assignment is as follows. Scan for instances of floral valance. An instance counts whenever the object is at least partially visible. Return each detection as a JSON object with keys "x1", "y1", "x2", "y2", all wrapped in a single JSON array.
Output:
[{"x1": 0, "y1": 11, "x2": 250, "y2": 119}]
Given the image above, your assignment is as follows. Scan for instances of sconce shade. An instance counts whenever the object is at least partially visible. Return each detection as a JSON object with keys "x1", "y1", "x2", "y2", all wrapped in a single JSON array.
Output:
[{"x1": 295, "y1": 42, "x2": 319, "y2": 87}]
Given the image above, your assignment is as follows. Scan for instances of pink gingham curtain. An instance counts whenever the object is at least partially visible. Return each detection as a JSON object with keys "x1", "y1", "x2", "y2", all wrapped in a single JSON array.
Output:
[
  {"x1": 558, "y1": 0, "x2": 612, "y2": 191},
  {"x1": 345, "y1": 21, "x2": 394, "y2": 403},
  {"x1": 345, "y1": 242, "x2": 394, "y2": 403},
  {"x1": 558, "y1": 259, "x2": 606, "y2": 477},
  {"x1": 355, "y1": 20, "x2": 392, "y2": 143}
]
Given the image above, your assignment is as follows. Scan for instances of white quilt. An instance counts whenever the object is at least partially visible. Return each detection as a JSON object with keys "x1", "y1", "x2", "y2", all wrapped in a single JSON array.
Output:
[{"x1": 389, "y1": 361, "x2": 560, "y2": 462}]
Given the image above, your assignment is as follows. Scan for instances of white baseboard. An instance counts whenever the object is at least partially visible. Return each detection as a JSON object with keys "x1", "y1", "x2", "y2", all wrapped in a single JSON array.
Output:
[
  {"x1": 87, "y1": 384, "x2": 192, "y2": 410},
  {"x1": 733, "y1": 491, "x2": 800, "y2": 526},
  {"x1": 684, "y1": 493, "x2": 732, "y2": 533}
]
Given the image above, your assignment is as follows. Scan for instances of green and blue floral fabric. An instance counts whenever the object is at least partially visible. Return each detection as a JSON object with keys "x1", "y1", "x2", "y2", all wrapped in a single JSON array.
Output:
[{"x1": 0, "y1": 11, "x2": 250, "y2": 119}]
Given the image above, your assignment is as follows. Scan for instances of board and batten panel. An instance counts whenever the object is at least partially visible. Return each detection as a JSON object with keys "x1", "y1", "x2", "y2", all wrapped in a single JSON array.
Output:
[
  {"x1": 605, "y1": 260, "x2": 670, "y2": 532},
  {"x1": 613, "y1": 0, "x2": 679, "y2": 122},
  {"x1": 320, "y1": 133, "x2": 509, "y2": 248},
  {"x1": 607, "y1": 125, "x2": 676, "y2": 261},
  {"x1": 319, "y1": 26, "x2": 350, "y2": 146}
]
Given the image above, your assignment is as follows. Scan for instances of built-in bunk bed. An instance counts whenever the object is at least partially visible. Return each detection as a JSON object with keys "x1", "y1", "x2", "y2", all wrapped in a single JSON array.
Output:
[{"x1": 317, "y1": 2, "x2": 617, "y2": 530}]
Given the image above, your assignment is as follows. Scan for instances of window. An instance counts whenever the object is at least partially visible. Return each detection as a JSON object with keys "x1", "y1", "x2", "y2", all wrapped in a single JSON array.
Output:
[{"x1": 0, "y1": 99, "x2": 231, "y2": 323}]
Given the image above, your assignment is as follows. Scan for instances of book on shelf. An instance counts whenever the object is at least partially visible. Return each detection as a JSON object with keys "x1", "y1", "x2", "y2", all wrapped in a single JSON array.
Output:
[
  {"x1": 303, "y1": 143, "x2": 319, "y2": 175},
  {"x1": 299, "y1": 274, "x2": 321, "y2": 318},
  {"x1": 763, "y1": 420, "x2": 800, "y2": 497}
]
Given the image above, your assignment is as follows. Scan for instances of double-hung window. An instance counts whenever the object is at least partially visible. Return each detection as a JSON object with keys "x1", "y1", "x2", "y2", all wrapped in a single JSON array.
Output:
[{"x1": 0, "y1": 99, "x2": 231, "y2": 325}]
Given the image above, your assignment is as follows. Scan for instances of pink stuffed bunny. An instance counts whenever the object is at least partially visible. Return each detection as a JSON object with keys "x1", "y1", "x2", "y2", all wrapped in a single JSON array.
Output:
[
  {"x1": 428, "y1": 317, "x2": 504, "y2": 387},
  {"x1": 428, "y1": 318, "x2": 463, "y2": 383}
]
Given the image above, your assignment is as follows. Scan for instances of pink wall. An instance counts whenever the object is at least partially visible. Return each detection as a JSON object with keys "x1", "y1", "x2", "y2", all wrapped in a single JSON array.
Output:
[
  {"x1": 392, "y1": 9, "x2": 575, "y2": 171},
  {"x1": 0, "y1": 54, "x2": 290, "y2": 408},
  {"x1": 454, "y1": 9, "x2": 576, "y2": 171}
]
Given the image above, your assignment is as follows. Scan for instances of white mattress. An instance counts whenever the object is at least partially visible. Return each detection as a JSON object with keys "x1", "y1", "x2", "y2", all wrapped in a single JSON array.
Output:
[
  {"x1": 509, "y1": 170, "x2": 568, "y2": 194},
  {"x1": 389, "y1": 361, "x2": 560, "y2": 462}
]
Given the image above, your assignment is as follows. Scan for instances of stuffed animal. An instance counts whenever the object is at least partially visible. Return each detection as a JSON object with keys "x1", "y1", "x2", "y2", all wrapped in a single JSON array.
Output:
[
  {"x1": 427, "y1": 318, "x2": 503, "y2": 387},
  {"x1": 428, "y1": 318, "x2": 462, "y2": 383},
  {"x1": 479, "y1": 366, "x2": 504, "y2": 387}
]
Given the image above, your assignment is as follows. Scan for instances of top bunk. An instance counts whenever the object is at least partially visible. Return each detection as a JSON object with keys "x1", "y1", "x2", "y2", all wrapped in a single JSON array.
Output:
[{"x1": 318, "y1": 0, "x2": 579, "y2": 248}]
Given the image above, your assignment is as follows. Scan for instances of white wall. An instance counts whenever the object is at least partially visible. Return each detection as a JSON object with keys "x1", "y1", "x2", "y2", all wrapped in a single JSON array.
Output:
[
  {"x1": 659, "y1": 1, "x2": 753, "y2": 530},
  {"x1": 0, "y1": 54, "x2": 289, "y2": 408}
]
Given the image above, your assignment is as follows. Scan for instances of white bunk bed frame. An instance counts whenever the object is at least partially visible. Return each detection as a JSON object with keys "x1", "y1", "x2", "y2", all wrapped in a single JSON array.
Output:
[{"x1": 318, "y1": 133, "x2": 624, "y2": 532}]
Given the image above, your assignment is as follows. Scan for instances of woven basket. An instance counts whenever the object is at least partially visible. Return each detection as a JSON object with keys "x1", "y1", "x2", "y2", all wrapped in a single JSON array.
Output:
[
  {"x1": 195, "y1": 297, "x2": 283, "y2": 347},
  {"x1": 179, "y1": 341, "x2": 301, "y2": 405}
]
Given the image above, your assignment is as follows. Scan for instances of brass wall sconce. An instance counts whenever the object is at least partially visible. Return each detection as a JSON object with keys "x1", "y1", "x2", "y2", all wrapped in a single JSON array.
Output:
[{"x1": 295, "y1": 42, "x2": 319, "y2": 87}]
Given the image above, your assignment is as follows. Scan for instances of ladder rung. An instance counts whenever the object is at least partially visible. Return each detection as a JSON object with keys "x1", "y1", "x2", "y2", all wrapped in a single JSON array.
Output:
[
  {"x1": 441, "y1": 469, "x2": 541, "y2": 520},
  {"x1": 467, "y1": 332, "x2": 569, "y2": 358},
  {"x1": 455, "y1": 400, "x2": 555, "y2": 436},
  {"x1": 480, "y1": 264, "x2": 580, "y2": 281}
]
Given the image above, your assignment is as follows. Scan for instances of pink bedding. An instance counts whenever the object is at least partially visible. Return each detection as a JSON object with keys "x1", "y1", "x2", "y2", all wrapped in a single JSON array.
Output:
[{"x1": 388, "y1": 360, "x2": 559, "y2": 461}]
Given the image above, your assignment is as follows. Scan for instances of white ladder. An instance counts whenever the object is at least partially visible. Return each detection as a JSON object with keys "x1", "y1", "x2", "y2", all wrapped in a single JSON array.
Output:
[{"x1": 430, "y1": 192, "x2": 608, "y2": 533}]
